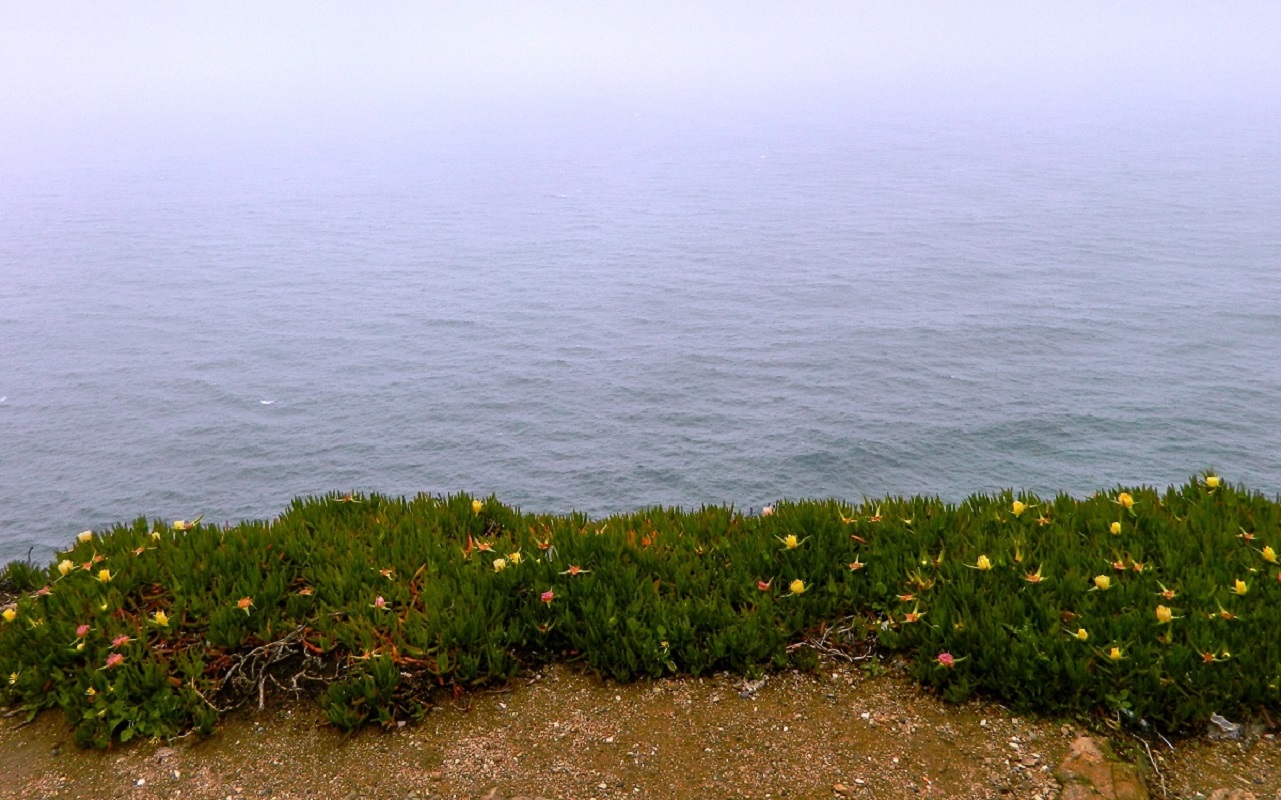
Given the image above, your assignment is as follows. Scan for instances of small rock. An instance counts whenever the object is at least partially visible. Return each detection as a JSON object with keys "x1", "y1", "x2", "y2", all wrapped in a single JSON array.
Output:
[
  {"x1": 1207, "y1": 791, "x2": 1256, "y2": 800},
  {"x1": 833, "y1": 784, "x2": 850, "y2": 796}
]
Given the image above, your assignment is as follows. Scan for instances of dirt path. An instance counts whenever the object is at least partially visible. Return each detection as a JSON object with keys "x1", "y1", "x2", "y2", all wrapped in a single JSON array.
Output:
[{"x1": 2, "y1": 661, "x2": 1278, "y2": 800}]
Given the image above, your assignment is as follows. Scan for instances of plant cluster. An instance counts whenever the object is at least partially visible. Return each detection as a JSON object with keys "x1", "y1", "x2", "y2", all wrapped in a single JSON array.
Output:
[{"x1": 2, "y1": 474, "x2": 1278, "y2": 747}]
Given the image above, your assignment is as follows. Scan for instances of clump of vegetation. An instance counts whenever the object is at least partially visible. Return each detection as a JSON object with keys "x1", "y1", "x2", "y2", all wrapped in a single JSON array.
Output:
[{"x1": 2, "y1": 474, "x2": 1278, "y2": 748}]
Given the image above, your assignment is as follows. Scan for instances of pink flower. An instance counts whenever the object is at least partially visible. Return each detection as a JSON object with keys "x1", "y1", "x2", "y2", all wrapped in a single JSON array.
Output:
[
  {"x1": 104, "y1": 653, "x2": 124, "y2": 669},
  {"x1": 76, "y1": 624, "x2": 91, "y2": 638},
  {"x1": 540, "y1": 590, "x2": 555, "y2": 605},
  {"x1": 757, "y1": 580, "x2": 772, "y2": 592},
  {"x1": 372, "y1": 595, "x2": 387, "y2": 610},
  {"x1": 937, "y1": 652, "x2": 956, "y2": 668},
  {"x1": 111, "y1": 634, "x2": 131, "y2": 648},
  {"x1": 35, "y1": 585, "x2": 50, "y2": 597}
]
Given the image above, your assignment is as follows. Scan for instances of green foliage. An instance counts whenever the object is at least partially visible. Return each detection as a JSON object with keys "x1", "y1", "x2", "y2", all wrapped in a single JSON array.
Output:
[{"x1": 1, "y1": 475, "x2": 1278, "y2": 747}]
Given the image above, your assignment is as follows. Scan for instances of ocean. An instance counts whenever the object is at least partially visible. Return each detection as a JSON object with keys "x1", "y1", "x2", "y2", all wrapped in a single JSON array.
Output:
[{"x1": 3, "y1": 97, "x2": 1280, "y2": 563}]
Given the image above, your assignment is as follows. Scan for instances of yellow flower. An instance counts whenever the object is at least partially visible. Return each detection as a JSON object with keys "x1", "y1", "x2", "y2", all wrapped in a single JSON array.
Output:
[
  {"x1": 508, "y1": 551, "x2": 522, "y2": 564},
  {"x1": 58, "y1": 559, "x2": 74, "y2": 576},
  {"x1": 472, "y1": 499, "x2": 484, "y2": 514},
  {"x1": 1, "y1": 608, "x2": 15, "y2": 623},
  {"x1": 1075, "y1": 628, "x2": 1089, "y2": 641},
  {"x1": 777, "y1": 534, "x2": 807, "y2": 550},
  {"x1": 77, "y1": 530, "x2": 94, "y2": 544},
  {"x1": 1093, "y1": 575, "x2": 1111, "y2": 591},
  {"x1": 1109, "y1": 521, "x2": 1122, "y2": 535},
  {"x1": 1108, "y1": 646, "x2": 1124, "y2": 662},
  {"x1": 96, "y1": 569, "x2": 112, "y2": 583},
  {"x1": 153, "y1": 610, "x2": 169, "y2": 627},
  {"x1": 789, "y1": 579, "x2": 806, "y2": 595},
  {"x1": 976, "y1": 555, "x2": 992, "y2": 571},
  {"x1": 1155, "y1": 605, "x2": 1173, "y2": 624},
  {"x1": 1116, "y1": 492, "x2": 1134, "y2": 510},
  {"x1": 1262, "y1": 546, "x2": 1277, "y2": 564},
  {"x1": 8, "y1": 672, "x2": 18, "y2": 685},
  {"x1": 492, "y1": 557, "x2": 507, "y2": 572},
  {"x1": 1011, "y1": 500, "x2": 1026, "y2": 517},
  {"x1": 86, "y1": 686, "x2": 96, "y2": 697},
  {"x1": 1205, "y1": 475, "x2": 1221, "y2": 489},
  {"x1": 150, "y1": 530, "x2": 162, "y2": 542},
  {"x1": 1232, "y1": 579, "x2": 1248, "y2": 596},
  {"x1": 172, "y1": 520, "x2": 189, "y2": 531},
  {"x1": 1024, "y1": 565, "x2": 1045, "y2": 584}
]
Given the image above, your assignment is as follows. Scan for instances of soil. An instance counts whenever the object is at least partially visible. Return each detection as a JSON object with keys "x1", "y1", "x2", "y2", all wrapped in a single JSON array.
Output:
[{"x1": 2, "y1": 658, "x2": 1279, "y2": 800}]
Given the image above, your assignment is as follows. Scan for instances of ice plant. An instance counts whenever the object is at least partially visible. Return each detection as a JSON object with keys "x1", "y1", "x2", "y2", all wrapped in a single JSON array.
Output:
[
  {"x1": 57, "y1": 559, "x2": 74, "y2": 577},
  {"x1": 975, "y1": 555, "x2": 992, "y2": 571},
  {"x1": 2, "y1": 608, "x2": 15, "y2": 623},
  {"x1": 757, "y1": 579, "x2": 772, "y2": 591},
  {"x1": 35, "y1": 585, "x2": 50, "y2": 597},
  {"x1": 761, "y1": 505, "x2": 775, "y2": 517},
  {"x1": 1110, "y1": 521, "x2": 1122, "y2": 535},
  {"x1": 104, "y1": 653, "x2": 124, "y2": 669},
  {"x1": 76, "y1": 624, "x2": 90, "y2": 638},
  {"x1": 371, "y1": 596, "x2": 387, "y2": 610},
  {"x1": 540, "y1": 590, "x2": 555, "y2": 605},
  {"x1": 152, "y1": 611, "x2": 169, "y2": 627},
  {"x1": 7, "y1": 671, "x2": 17, "y2": 686},
  {"x1": 937, "y1": 652, "x2": 955, "y2": 668},
  {"x1": 1011, "y1": 500, "x2": 1026, "y2": 517},
  {"x1": 236, "y1": 597, "x2": 253, "y2": 615},
  {"x1": 1074, "y1": 628, "x2": 1089, "y2": 641},
  {"x1": 776, "y1": 534, "x2": 807, "y2": 550},
  {"x1": 378, "y1": 568, "x2": 394, "y2": 580},
  {"x1": 1116, "y1": 492, "x2": 1134, "y2": 510},
  {"x1": 492, "y1": 558, "x2": 507, "y2": 572},
  {"x1": 902, "y1": 605, "x2": 924, "y2": 624},
  {"x1": 96, "y1": 569, "x2": 112, "y2": 583},
  {"x1": 507, "y1": 551, "x2": 523, "y2": 565},
  {"x1": 1155, "y1": 605, "x2": 1174, "y2": 624},
  {"x1": 1232, "y1": 579, "x2": 1248, "y2": 596},
  {"x1": 1262, "y1": 546, "x2": 1277, "y2": 564},
  {"x1": 788, "y1": 579, "x2": 806, "y2": 595},
  {"x1": 560, "y1": 565, "x2": 590, "y2": 576},
  {"x1": 111, "y1": 634, "x2": 131, "y2": 648},
  {"x1": 1024, "y1": 565, "x2": 1045, "y2": 584},
  {"x1": 1092, "y1": 575, "x2": 1111, "y2": 591},
  {"x1": 77, "y1": 530, "x2": 93, "y2": 544},
  {"x1": 1156, "y1": 583, "x2": 1177, "y2": 601},
  {"x1": 472, "y1": 499, "x2": 484, "y2": 514},
  {"x1": 847, "y1": 558, "x2": 865, "y2": 571},
  {"x1": 1108, "y1": 646, "x2": 1124, "y2": 662},
  {"x1": 1205, "y1": 474, "x2": 1221, "y2": 489}
]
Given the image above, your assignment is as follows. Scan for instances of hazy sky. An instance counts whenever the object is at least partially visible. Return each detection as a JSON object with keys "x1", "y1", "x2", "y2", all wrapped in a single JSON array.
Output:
[{"x1": 2, "y1": 2, "x2": 1279, "y2": 153}]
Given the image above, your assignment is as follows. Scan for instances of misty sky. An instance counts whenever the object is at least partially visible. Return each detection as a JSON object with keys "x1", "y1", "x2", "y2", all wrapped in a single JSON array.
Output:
[{"x1": 3, "y1": 1, "x2": 1279, "y2": 157}]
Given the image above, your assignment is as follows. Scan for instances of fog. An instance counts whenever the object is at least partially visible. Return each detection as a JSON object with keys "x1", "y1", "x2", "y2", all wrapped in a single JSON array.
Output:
[{"x1": 2, "y1": 1, "x2": 1279, "y2": 159}]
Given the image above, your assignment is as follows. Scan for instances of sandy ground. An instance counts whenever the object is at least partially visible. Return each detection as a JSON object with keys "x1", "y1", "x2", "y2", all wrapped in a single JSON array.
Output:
[{"x1": 2, "y1": 660, "x2": 1279, "y2": 800}]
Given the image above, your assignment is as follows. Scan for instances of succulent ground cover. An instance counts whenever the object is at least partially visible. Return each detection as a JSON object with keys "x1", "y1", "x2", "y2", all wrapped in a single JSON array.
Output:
[{"x1": 2, "y1": 473, "x2": 1278, "y2": 749}]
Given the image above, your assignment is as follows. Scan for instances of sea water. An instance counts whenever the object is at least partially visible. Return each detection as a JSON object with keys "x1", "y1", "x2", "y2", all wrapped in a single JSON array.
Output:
[{"x1": 2, "y1": 98, "x2": 1279, "y2": 563}]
